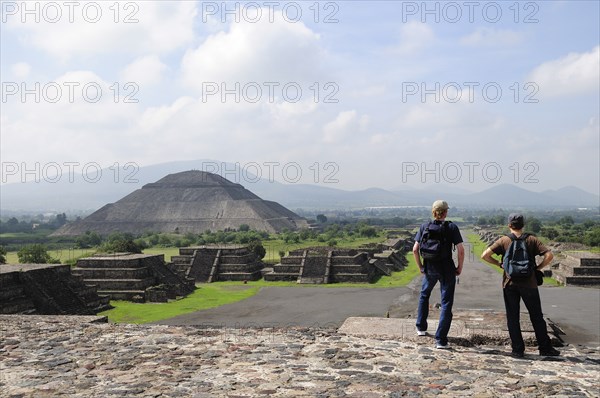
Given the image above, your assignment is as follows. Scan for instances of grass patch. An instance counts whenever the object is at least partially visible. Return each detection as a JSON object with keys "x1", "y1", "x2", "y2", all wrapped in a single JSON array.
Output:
[
  {"x1": 143, "y1": 247, "x2": 180, "y2": 262},
  {"x1": 99, "y1": 284, "x2": 260, "y2": 324}
]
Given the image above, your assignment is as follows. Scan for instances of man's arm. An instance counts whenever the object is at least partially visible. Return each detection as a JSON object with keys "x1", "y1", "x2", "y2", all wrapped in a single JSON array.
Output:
[
  {"x1": 481, "y1": 247, "x2": 502, "y2": 269},
  {"x1": 537, "y1": 251, "x2": 554, "y2": 270},
  {"x1": 412, "y1": 241, "x2": 424, "y2": 274},
  {"x1": 456, "y1": 243, "x2": 464, "y2": 275}
]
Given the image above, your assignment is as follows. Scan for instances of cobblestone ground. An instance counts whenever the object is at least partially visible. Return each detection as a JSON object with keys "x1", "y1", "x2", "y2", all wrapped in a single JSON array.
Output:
[{"x1": 1, "y1": 317, "x2": 599, "y2": 398}]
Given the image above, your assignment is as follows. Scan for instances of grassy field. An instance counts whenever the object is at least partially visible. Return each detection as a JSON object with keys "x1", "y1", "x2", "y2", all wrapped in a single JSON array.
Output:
[
  {"x1": 99, "y1": 284, "x2": 260, "y2": 323},
  {"x1": 466, "y1": 231, "x2": 560, "y2": 286}
]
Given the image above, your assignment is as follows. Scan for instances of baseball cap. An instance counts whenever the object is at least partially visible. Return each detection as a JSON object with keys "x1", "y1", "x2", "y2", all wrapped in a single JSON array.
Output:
[{"x1": 508, "y1": 213, "x2": 525, "y2": 229}]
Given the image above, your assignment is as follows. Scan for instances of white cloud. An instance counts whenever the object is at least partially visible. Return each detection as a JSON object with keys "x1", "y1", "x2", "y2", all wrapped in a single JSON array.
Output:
[
  {"x1": 322, "y1": 110, "x2": 358, "y2": 143},
  {"x1": 528, "y1": 46, "x2": 600, "y2": 98},
  {"x1": 388, "y1": 22, "x2": 435, "y2": 55},
  {"x1": 181, "y1": 11, "x2": 326, "y2": 91},
  {"x1": 120, "y1": 55, "x2": 167, "y2": 87},
  {"x1": 460, "y1": 28, "x2": 521, "y2": 47},
  {"x1": 11, "y1": 62, "x2": 31, "y2": 78},
  {"x1": 4, "y1": 2, "x2": 197, "y2": 61}
]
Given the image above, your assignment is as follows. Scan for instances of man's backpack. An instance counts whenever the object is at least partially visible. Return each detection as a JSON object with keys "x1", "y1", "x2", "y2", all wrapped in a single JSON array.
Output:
[
  {"x1": 502, "y1": 233, "x2": 536, "y2": 279},
  {"x1": 419, "y1": 221, "x2": 451, "y2": 260}
]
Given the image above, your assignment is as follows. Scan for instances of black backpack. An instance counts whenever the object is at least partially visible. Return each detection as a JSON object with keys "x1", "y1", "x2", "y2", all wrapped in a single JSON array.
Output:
[
  {"x1": 419, "y1": 221, "x2": 451, "y2": 260},
  {"x1": 502, "y1": 233, "x2": 535, "y2": 279}
]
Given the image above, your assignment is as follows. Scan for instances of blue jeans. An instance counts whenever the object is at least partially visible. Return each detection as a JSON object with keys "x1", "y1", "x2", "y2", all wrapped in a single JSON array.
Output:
[
  {"x1": 503, "y1": 285, "x2": 552, "y2": 353},
  {"x1": 416, "y1": 269, "x2": 456, "y2": 345}
]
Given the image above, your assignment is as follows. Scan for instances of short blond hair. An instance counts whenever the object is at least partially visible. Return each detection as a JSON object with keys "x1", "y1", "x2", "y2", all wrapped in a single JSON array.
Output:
[{"x1": 431, "y1": 200, "x2": 449, "y2": 220}]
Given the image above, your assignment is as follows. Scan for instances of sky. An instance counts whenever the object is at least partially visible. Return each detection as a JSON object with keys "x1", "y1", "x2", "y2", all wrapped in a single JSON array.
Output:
[{"x1": 1, "y1": 0, "x2": 599, "y2": 195}]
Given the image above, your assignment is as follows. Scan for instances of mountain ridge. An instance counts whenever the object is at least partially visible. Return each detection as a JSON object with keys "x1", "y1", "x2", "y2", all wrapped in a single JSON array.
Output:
[{"x1": 1, "y1": 160, "x2": 598, "y2": 213}]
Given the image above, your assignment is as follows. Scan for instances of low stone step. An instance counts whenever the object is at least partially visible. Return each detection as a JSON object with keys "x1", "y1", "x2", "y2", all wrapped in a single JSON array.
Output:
[
  {"x1": 97, "y1": 290, "x2": 146, "y2": 301},
  {"x1": 83, "y1": 278, "x2": 156, "y2": 290},
  {"x1": 73, "y1": 267, "x2": 151, "y2": 279},
  {"x1": 264, "y1": 273, "x2": 298, "y2": 282},
  {"x1": 564, "y1": 253, "x2": 600, "y2": 267},
  {"x1": 563, "y1": 276, "x2": 600, "y2": 287},
  {"x1": 298, "y1": 277, "x2": 325, "y2": 284},
  {"x1": 216, "y1": 272, "x2": 262, "y2": 282}
]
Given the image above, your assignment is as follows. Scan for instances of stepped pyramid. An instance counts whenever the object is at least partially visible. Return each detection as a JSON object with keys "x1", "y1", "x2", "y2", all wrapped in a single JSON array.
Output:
[{"x1": 54, "y1": 171, "x2": 309, "y2": 235}]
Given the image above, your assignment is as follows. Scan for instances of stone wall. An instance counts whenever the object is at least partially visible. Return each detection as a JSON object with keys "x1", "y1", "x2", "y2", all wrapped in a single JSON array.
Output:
[{"x1": 0, "y1": 264, "x2": 111, "y2": 315}]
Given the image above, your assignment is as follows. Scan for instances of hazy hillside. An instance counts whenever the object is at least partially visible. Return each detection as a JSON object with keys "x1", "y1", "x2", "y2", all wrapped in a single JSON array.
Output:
[{"x1": 1, "y1": 160, "x2": 598, "y2": 214}]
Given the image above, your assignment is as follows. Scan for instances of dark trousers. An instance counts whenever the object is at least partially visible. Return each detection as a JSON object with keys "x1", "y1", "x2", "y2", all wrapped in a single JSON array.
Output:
[{"x1": 503, "y1": 285, "x2": 552, "y2": 353}]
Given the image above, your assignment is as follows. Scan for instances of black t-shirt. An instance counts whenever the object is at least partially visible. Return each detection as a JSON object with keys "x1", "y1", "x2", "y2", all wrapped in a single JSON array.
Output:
[{"x1": 415, "y1": 220, "x2": 463, "y2": 273}]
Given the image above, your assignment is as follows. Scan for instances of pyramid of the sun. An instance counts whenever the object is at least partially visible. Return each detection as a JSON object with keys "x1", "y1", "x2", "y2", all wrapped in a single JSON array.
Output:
[{"x1": 54, "y1": 170, "x2": 309, "y2": 235}]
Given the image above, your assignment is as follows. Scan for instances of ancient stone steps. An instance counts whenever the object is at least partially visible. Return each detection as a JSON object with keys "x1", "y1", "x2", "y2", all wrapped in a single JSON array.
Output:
[
  {"x1": 216, "y1": 272, "x2": 262, "y2": 281},
  {"x1": 552, "y1": 253, "x2": 600, "y2": 287},
  {"x1": 83, "y1": 277, "x2": 157, "y2": 290},
  {"x1": 73, "y1": 267, "x2": 151, "y2": 279},
  {"x1": 97, "y1": 290, "x2": 146, "y2": 302},
  {"x1": 263, "y1": 272, "x2": 298, "y2": 281}
]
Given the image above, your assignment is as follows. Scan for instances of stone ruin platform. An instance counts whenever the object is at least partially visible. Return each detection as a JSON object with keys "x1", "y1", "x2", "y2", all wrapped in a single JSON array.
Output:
[
  {"x1": 339, "y1": 309, "x2": 565, "y2": 347},
  {"x1": 169, "y1": 245, "x2": 263, "y2": 283},
  {"x1": 0, "y1": 264, "x2": 111, "y2": 315},
  {"x1": 265, "y1": 248, "x2": 383, "y2": 284},
  {"x1": 551, "y1": 252, "x2": 600, "y2": 287},
  {"x1": 74, "y1": 253, "x2": 195, "y2": 302}
]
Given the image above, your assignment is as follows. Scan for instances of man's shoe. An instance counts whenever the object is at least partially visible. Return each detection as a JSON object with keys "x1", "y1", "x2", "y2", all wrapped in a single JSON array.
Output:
[
  {"x1": 416, "y1": 328, "x2": 427, "y2": 336},
  {"x1": 539, "y1": 347, "x2": 560, "y2": 357},
  {"x1": 511, "y1": 351, "x2": 525, "y2": 358},
  {"x1": 436, "y1": 342, "x2": 450, "y2": 349}
]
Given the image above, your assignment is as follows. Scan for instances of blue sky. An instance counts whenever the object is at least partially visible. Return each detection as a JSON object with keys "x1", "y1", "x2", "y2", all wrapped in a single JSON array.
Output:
[{"x1": 1, "y1": 1, "x2": 598, "y2": 195}]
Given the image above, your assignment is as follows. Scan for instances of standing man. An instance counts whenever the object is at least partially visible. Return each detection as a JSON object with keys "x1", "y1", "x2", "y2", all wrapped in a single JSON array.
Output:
[
  {"x1": 481, "y1": 214, "x2": 559, "y2": 358},
  {"x1": 413, "y1": 200, "x2": 464, "y2": 349}
]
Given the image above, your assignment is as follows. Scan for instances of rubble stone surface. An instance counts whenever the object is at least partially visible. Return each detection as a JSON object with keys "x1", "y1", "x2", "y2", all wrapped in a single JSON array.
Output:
[{"x1": 1, "y1": 316, "x2": 598, "y2": 397}]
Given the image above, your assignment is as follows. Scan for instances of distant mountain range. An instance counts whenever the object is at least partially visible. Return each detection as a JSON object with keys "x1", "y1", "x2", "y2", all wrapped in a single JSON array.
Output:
[{"x1": 1, "y1": 160, "x2": 598, "y2": 214}]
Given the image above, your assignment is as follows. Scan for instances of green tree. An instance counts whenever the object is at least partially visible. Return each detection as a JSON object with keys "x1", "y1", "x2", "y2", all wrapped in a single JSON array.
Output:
[
  {"x1": 17, "y1": 244, "x2": 54, "y2": 263},
  {"x1": 247, "y1": 240, "x2": 266, "y2": 260},
  {"x1": 542, "y1": 227, "x2": 559, "y2": 240},
  {"x1": 238, "y1": 224, "x2": 250, "y2": 232},
  {"x1": 316, "y1": 214, "x2": 327, "y2": 223},
  {"x1": 583, "y1": 227, "x2": 600, "y2": 247},
  {"x1": 559, "y1": 216, "x2": 575, "y2": 226},
  {"x1": 100, "y1": 233, "x2": 142, "y2": 254},
  {"x1": 528, "y1": 217, "x2": 542, "y2": 233},
  {"x1": 358, "y1": 225, "x2": 377, "y2": 238}
]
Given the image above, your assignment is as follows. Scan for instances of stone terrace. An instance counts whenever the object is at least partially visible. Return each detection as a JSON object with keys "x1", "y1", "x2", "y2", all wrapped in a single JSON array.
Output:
[
  {"x1": 73, "y1": 254, "x2": 195, "y2": 302},
  {"x1": 0, "y1": 264, "x2": 110, "y2": 315},
  {"x1": 265, "y1": 248, "x2": 381, "y2": 284},
  {"x1": 170, "y1": 245, "x2": 263, "y2": 283},
  {"x1": 1, "y1": 315, "x2": 599, "y2": 397}
]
